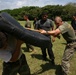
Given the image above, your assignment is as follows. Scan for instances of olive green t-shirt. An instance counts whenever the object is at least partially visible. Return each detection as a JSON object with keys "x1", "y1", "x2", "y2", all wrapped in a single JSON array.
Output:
[
  {"x1": 25, "y1": 20, "x2": 31, "y2": 28},
  {"x1": 58, "y1": 22, "x2": 76, "y2": 42}
]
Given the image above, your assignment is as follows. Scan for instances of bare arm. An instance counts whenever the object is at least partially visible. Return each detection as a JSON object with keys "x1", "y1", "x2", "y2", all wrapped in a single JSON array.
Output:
[
  {"x1": 10, "y1": 40, "x2": 23, "y2": 62},
  {"x1": 41, "y1": 28, "x2": 61, "y2": 36},
  {"x1": 25, "y1": 28, "x2": 44, "y2": 33}
]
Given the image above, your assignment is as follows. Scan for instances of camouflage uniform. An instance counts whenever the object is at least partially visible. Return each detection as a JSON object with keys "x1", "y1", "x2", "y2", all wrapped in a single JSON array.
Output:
[
  {"x1": 25, "y1": 20, "x2": 34, "y2": 51},
  {"x1": 58, "y1": 22, "x2": 76, "y2": 75},
  {"x1": 25, "y1": 20, "x2": 31, "y2": 28}
]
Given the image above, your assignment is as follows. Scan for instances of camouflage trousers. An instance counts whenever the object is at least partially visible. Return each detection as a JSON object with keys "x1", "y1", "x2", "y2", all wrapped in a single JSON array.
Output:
[
  {"x1": 61, "y1": 42, "x2": 76, "y2": 75},
  {"x1": 2, "y1": 54, "x2": 31, "y2": 75}
]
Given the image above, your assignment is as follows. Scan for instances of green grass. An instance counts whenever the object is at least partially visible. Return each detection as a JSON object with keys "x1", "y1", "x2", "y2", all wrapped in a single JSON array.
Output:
[
  {"x1": 21, "y1": 36, "x2": 76, "y2": 75},
  {"x1": 0, "y1": 21, "x2": 76, "y2": 75}
]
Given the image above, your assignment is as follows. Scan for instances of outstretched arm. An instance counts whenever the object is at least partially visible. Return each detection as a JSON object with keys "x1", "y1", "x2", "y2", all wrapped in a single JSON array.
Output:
[
  {"x1": 25, "y1": 28, "x2": 44, "y2": 33},
  {"x1": 41, "y1": 28, "x2": 61, "y2": 36}
]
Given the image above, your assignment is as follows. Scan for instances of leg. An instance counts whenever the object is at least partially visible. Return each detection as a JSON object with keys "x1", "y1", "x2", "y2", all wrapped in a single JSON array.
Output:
[
  {"x1": 26, "y1": 43, "x2": 29, "y2": 51},
  {"x1": 47, "y1": 42, "x2": 55, "y2": 64},
  {"x1": 18, "y1": 54, "x2": 31, "y2": 75},
  {"x1": 61, "y1": 43, "x2": 76, "y2": 75},
  {"x1": 29, "y1": 45, "x2": 36, "y2": 54},
  {"x1": 2, "y1": 61, "x2": 19, "y2": 75},
  {"x1": 41, "y1": 47, "x2": 47, "y2": 60},
  {"x1": 47, "y1": 42, "x2": 55, "y2": 60}
]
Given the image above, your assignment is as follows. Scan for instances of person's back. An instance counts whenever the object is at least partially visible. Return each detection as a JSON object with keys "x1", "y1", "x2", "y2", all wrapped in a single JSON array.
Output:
[{"x1": 59, "y1": 22, "x2": 76, "y2": 42}]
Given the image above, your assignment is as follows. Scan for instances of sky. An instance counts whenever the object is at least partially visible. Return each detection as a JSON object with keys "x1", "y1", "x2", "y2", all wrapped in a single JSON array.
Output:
[{"x1": 0, "y1": 0, "x2": 76, "y2": 10}]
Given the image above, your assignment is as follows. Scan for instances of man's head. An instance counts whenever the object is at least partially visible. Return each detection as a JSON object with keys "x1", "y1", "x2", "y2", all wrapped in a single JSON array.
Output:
[
  {"x1": 24, "y1": 14, "x2": 29, "y2": 20},
  {"x1": 41, "y1": 12, "x2": 48, "y2": 20},
  {"x1": 34, "y1": 17, "x2": 37, "y2": 21},
  {"x1": 54, "y1": 16, "x2": 63, "y2": 27}
]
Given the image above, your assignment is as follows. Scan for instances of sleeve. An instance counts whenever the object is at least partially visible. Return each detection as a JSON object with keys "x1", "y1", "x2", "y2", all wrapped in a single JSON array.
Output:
[
  {"x1": 27, "y1": 21, "x2": 31, "y2": 28},
  {"x1": 50, "y1": 20, "x2": 54, "y2": 27},
  {"x1": 25, "y1": 21, "x2": 31, "y2": 28},
  {"x1": 58, "y1": 24, "x2": 68, "y2": 34}
]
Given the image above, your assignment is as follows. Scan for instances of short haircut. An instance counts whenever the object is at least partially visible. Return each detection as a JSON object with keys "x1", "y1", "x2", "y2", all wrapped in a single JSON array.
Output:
[
  {"x1": 41, "y1": 12, "x2": 48, "y2": 16},
  {"x1": 24, "y1": 14, "x2": 29, "y2": 17}
]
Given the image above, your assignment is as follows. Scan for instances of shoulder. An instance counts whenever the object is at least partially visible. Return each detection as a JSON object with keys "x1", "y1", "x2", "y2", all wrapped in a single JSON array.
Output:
[
  {"x1": 36, "y1": 20, "x2": 41, "y2": 24},
  {"x1": 59, "y1": 22, "x2": 68, "y2": 28},
  {"x1": 47, "y1": 19, "x2": 54, "y2": 26},
  {"x1": 47, "y1": 19, "x2": 53, "y2": 22},
  {"x1": 63, "y1": 22, "x2": 71, "y2": 28},
  {"x1": 58, "y1": 22, "x2": 70, "y2": 34},
  {"x1": 47, "y1": 19, "x2": 53, "y2": 25},
  {"x1": 64, "y1": 22, "x2": 69, "y2": 25},
  {"x1": 27, "y1": 20, "x2": 31, "y2": 23}
]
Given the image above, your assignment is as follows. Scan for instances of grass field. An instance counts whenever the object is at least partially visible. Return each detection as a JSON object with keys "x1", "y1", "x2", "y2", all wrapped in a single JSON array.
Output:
[{"x1": 0, "y1": 21, "x2": 76, "y2": 75}]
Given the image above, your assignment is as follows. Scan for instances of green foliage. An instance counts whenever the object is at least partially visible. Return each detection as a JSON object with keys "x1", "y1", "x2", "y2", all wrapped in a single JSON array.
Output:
[{"x1": 0, "y1": 3, "x2": 76, "y2": 21}]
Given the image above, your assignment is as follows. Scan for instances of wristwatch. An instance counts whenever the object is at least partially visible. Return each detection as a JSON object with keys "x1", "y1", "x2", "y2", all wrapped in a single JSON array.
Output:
[{"x1": 46, "y1": 31, "x2": 48, "y2": 34}]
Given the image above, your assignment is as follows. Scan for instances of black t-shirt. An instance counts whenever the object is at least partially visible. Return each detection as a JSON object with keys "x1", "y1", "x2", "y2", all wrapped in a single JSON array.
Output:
[
  {"x1": 71, "y1": 20, "x2": 76, "y2": 30},
  {"x1": 36, "y1": 19, "x2": 54, "y2": 31},
  {"x1": 36, "y1": 19, "x2": 54, "y2": 37}
]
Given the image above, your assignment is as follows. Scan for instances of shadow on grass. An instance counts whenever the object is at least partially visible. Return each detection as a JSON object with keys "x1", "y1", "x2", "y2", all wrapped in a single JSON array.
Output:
[
  {"x1": 31, "y1": 54, "x2": 63, "y2": 75},
  {"x1": 32, "y1": 64, "x2": 62, "y2": 75},
  {"x1": 31, "y1": 54, "x2": 43, "y2": 60},
  {"x1": 61, "y1": 43, "x2": 67, "y2": 45}
]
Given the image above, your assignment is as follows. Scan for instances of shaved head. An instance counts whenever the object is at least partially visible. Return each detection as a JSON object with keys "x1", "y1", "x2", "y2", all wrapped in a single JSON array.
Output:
[
  {"x1": 54, "y1": 16, "x2": 63, "y2": 26},
  {"x1": 54, "y1": 16, "x2": 62, "y2": 23}
]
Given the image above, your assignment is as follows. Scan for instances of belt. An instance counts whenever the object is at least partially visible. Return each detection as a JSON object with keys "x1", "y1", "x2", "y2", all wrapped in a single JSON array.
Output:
[{"x1": 67, "y1": 40, "x2": 76, "y2": 43}]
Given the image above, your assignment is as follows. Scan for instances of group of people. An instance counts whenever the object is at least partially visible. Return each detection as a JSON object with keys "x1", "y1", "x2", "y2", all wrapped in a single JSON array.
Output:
[
  {"x1": 0, "y1": 12, "x2": 76, "y2": 75},
  {"x1": 24, "y1": 12, "x2": 76, "y2": 75},
  {"x1": 24, "y1": 12, "x2": 55, "y2": 65},
  {"x1": 41, "y1": 16, "x2": 76, "y2": 75}
]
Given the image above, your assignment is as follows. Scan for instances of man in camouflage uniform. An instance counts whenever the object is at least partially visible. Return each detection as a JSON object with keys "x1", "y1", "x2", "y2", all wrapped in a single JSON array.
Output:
[
  {"x1": 24, "y1": 14, "x2": 35, "y2": 52},
  {"x1": 41, "y1": 16, "x2": 76, "y2": 75}
]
